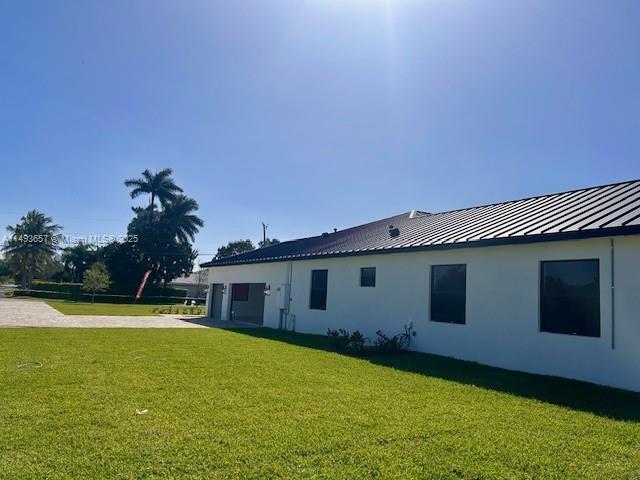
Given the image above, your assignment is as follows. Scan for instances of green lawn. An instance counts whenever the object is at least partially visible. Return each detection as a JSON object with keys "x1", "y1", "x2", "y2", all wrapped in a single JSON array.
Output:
[
  {"x1": 1, "y1": 328, "x2": 638, "y2": 479},
  {"x1": 45, "y1": 300, "x2": 204, "y2": 316}
]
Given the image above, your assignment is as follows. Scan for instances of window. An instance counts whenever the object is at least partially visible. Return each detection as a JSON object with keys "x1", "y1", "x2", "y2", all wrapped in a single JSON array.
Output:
[
  {"x1": 232, "y1": 283, "x2": 249, "y2": 301},
  {"x1": 430, "y1": 264, "x2": 466, "y2": 324},
  {"x1": 309, "y1": 269, "x2": 328, "y2": 310},
  {"x1": 360, "y1": 267, "x2": 376, "y2": 287},
  {"x1": 540, "y1": 260, "x2": 600, "y2": 337}
]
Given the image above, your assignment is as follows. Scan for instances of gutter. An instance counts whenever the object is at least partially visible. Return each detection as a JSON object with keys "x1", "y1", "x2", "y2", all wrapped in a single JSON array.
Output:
[{"x1": 610, "y1": 238, "x2": 616, "y2": 350}]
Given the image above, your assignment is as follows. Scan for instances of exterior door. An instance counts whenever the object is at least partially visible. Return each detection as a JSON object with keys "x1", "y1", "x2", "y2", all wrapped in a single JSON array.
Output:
[{"x1": 210, "y1": 284, "x2": 223, "y2": 321}]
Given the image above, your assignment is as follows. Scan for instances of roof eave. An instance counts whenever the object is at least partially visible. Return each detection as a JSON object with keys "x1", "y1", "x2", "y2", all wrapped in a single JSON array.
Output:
[{"x1": 200, "y1": 225, "x2": 640, "y2": 268}]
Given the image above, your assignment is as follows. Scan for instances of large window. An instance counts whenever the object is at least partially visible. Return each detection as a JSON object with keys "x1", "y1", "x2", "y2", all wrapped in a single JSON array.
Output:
[
  {"x1": 360, "y1": 267, "x2": 376, "y2": 287},
  {"x1": 310, "y1": 269, "x2": 328, "y2": 310},
  {"x1": 430, "y1": 264, "x2": 466, "y2": 324},
  {"x1": 540, "y1": 260, "x2": 600, "y2": 337}
]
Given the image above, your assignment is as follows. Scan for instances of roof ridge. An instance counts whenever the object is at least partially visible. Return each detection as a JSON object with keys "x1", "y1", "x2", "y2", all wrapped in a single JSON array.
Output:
[
  {"x1": 230, "y1": 211, "x2": 414, "y2": 256},
  {"x1": 428, "y1": 178, "x2": 640, "y2": 217},
  {"x1": 286, "y1": 211, "x2": 415, "y2": 243}
]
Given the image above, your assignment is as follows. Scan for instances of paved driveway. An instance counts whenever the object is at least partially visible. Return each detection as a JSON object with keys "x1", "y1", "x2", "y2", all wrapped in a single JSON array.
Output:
[{"x1": 0, "y1": 298, "x2": 210, "y2": 328}]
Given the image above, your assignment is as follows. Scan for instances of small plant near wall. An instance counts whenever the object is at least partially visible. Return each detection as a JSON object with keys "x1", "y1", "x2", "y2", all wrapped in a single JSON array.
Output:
[
  {"x1": 327, "y1": 329, "x2": 366, "y2": 354},
  {"x1": 374, "y1": 322, "x2": 414, "y2": 353},
  {"x1": 327, "y1": 323, "x2": 414, "y2": 355}
]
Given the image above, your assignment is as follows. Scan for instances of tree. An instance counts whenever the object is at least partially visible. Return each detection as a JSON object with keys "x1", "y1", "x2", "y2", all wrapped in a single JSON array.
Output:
[
  {"x1": 82, "y1": 262, "x2": 110, "y2": 303},
  {"x1": 111, "y1": 168, "x2": 201, "y2": 289},
  {"x1": 216, "y1": 240, "x2": 255, "y2": 259},
  {"x1": 2, "y1": 210, "x2": 62, "y2": 287},
  {"x1": 100, "y1": 240, "x2": 147, "y2": 287},
  {"x1": 0, "y1": 258, "x2": 11, "y2": 282},
  {"x1": 195, "y1": 269, "x2": 208, "y2": 298},
  {"x1": 62, "y1": 242, "x2": 97, "y2": 282},
  {"x1": 259, "y1": 238, "x2": 280, "y2": 248},
  {"x1": 124, "y1": 168, "x2": 183, "y2": 209},
  {"x1": 160, "y1": 195, "x2": 204, "y2": 244},
  {"x1": 38, "y1": 256, "x2": 65, "y2": 281},
  {"x1": 126, "y1": 206, "x2": 198, "y2": 286}
]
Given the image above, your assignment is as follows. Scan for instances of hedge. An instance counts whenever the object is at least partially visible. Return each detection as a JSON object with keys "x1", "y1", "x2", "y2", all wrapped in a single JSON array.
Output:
[
  {"x1": 31, "y1": 280, "x2": 187, "y2": 298},
  {"x1": 13, "y1": 289, "x2": 192, "y2": 305}
]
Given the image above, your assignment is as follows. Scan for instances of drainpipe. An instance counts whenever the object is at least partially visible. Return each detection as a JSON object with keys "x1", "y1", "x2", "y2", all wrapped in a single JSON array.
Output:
[
  {"x1": 284, "y1": 262, "x2": 293, "y2": 330},
  {"x1": 610, "y1": 238, "x2": 616, "y2": 350}
]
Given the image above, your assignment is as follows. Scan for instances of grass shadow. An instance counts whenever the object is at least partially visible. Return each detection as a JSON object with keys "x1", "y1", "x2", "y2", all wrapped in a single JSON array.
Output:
[{"x1": 229, "y1": 327, "x2": 640, "y2": 422}]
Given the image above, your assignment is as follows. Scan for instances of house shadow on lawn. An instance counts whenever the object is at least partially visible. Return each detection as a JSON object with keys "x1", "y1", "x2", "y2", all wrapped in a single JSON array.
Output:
[{"x1": 229, "y1": 328, "x2": 640, "y2": 422}]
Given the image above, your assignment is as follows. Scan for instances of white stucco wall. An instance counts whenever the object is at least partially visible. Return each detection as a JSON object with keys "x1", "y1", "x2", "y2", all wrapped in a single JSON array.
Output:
[{"x1": 206, "y1": 235, "x2": 640, "y2": 392}]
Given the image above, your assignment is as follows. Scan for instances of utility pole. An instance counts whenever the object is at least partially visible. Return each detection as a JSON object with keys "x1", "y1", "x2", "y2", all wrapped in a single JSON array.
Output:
[{"x1": 261, "y1": 222, "x2": 269, "y2": 246}]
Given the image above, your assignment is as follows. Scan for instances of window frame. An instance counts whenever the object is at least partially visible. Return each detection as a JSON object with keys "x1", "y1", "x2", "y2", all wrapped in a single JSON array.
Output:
[
  {"x1": 429, "y1": 264, "x2": 467, "y2": 325},
  {"x1": 539, "y1": 259, "x2": 601, "y2": 338},
  {"x1": 359, "y1": 267, "x2": 376, "y2": 287},
  {"x1": 309, "y1": 269, "x2": 328, "y2": 310}
]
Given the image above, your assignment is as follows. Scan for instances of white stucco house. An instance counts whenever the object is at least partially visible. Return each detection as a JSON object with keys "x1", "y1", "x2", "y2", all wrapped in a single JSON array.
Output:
[
  {"x1": 168, "y1": 270, "x2": 209, "y2": 300},
  {"x1": 202, "y1": 180, "x2": 640, "y2": 392}
]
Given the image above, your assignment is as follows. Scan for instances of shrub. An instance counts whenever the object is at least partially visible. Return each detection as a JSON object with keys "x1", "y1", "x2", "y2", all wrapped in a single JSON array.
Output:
[
  {"x1": 374, "y1": 323, "x2": 415, "y2": 354},
  {"x1": 22, "y1": 280, "x2": 188, "y2": 304},
  {"x1": 12, "y1": 289, "x2": 188, "y2": 305},
  {"x1": 150, "y1": 305, "x2": 203, "y2": 315},
  {"x1": 327, "y1": 328, "x2": 367, "y2": 354},
  {"x1": 327, "y1": 328, "x2": 350, "y2": 349},
  {"x1": 327, "y1": 323, "x2": 415, "y2": 356}
]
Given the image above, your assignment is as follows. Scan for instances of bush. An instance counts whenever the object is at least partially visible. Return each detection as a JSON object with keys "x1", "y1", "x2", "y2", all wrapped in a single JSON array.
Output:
[
  {"x1": 13, "y1": 289, "x2": 188, "y2": 305},
  {"x1": 28, "y1": 280, "x2": 188, "y2": 302},
  {"x1": 326, "y1": 329, "x2": 366, "y2": 354},
  {"x1": 327, "y1": 323, "x2": 415, "y2": 355},
  {"x1": 374, "y1": 323, "x2": 415, "y2": 353},
  {"x1": 151, "y1": 306, "x2": 204, "y2": 315}
]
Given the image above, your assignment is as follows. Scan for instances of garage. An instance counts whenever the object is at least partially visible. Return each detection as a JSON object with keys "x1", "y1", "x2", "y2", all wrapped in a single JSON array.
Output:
[{"x1": 229, "y1": 283, "x2": 266, "y2": 325}]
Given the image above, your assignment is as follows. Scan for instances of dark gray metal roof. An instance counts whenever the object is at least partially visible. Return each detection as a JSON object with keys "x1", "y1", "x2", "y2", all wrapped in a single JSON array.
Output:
[{"x1": 202, "y1": 179, "x2": 640, "y2": 267}]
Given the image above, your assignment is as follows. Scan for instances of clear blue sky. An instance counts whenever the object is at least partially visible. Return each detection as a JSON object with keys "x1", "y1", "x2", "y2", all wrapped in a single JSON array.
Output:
[{"x1": 1, "y1": 0, "x2": 639, "y2": 260}]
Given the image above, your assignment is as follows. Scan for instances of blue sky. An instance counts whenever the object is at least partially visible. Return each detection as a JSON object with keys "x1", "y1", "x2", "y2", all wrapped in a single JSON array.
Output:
[{"x1": 1, "y1": 0, "x2": 639, "y2": 261}]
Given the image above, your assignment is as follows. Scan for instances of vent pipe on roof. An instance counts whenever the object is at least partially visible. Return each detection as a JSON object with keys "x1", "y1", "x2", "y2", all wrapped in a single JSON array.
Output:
[
  {"x1": 389, "y1": 225, "x2": 400, "y2": 238},
  {"x1": 409, "y1": 210, "x2": 418, "y2": 219}
]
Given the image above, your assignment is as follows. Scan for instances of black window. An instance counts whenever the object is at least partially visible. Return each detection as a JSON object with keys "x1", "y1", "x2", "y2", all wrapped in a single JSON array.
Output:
[
  {"x1": 540, "y1": 260, "x2": 600, "y2": 337},
  {"x1": 310, "y1": 270, "x2": 328, "y2": 310},
  {"x1": 360, "y1": 267, "x2": 376, "y2": 287},
  {"x1": 430, "y1": 264, "x2": 466, "y2": 324},
  {"x1": 232, "y1": 284, "x2": 249, "y2": 301}
]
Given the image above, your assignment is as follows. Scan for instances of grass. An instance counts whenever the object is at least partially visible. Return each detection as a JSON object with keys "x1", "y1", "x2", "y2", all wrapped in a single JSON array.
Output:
[
  {"x1": 0, "y1": 328, "x2": 639, "y2": 479},
  {"x1": 44, "y1": 300, "x2": 204, "y2": 316}
]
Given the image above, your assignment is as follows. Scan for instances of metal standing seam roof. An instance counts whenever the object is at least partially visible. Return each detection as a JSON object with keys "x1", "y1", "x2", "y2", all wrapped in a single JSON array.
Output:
[{"x1": 201, "y1": 179, "x2": 640, "y2": 267}]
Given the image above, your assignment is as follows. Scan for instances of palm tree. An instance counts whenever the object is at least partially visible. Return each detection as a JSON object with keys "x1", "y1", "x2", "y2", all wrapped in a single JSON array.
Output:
[
  {"x1": 62, "y1": 242, "x2": 96, "y2": 282},
  {"x1": 3, "y1": 210, "x2": 62, "y2": 287},
  {"x1": 161, "y1": 195, "x2": 204, "y2": 243},
  {"x1": 124, "y1": 168, "x2": 183, "y2": 209}
]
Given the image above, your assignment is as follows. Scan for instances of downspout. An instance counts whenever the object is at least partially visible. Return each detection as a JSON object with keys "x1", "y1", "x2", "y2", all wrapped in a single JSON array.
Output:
[
  {"x1": 285, "y1": 261, "x2": 294, "y2": 331},
  {"x1": 610, "y1": 238, "x2": 616, "y2": 350}
]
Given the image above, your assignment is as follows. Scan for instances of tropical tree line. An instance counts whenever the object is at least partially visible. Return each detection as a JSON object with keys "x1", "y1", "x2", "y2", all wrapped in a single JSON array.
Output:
[
  {"x1": 2, "y1": 210, "x2": 62, "y2": 287},
  {"x1": 1, "y1": 168, "x2": 284, "y2": 289},
  {"x1": 106, "y1": 168, "x2": 204, "y2": 287},
  {"x1": 1, "y1": 168, "x2": 204, "y2": 289},
  {"x1": 214, "y1": 237, "x2": 281, "y2": 259}
]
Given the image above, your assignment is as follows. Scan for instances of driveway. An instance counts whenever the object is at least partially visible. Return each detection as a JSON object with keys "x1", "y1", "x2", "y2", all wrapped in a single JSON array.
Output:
[{"x1": 0, "y1": 298, "x2": 210, "y2": 328}]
